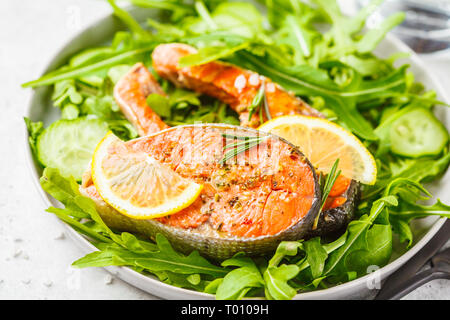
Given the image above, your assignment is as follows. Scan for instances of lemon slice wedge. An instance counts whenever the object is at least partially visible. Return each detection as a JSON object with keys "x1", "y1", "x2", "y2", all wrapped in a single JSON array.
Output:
[
  {"x1": 259, "y1": 115, "x2": 377, "y2": 185},
  {"x1": 91, "y1": 132, "x2": 203, "y2": 219}
]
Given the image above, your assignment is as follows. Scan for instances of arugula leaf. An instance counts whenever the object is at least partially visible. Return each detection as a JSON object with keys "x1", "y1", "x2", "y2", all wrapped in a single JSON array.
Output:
[
  {"x1": 390, "y1": 216, "x2": 413, "y2": 248},
  {"x1": 81, "y1": 95, "x2": 116, "y2": 118},
  {"x1": 107, "y1": 0, "x2": 149, "y2": 37},
  {"x1": 264, "y1": 264, "x2": 300, "y2": 300},
  {"x1": 107, "y1": 119, "x2": 139, "y2": 140},
  {"x1": 267, "y1": 241, "x2": 303, "y2": 267},
  {"x1": 169, "y1": 89, "x2": 201, "y2": 107},
  {"x1": 303, "y1": 237, "x2": 328, "y2": 278},
  {"x1": 24, "y1": 117, "x2": 44, "y2": 156},
  {"x1": 40, "y1": 168, "x2": 120, "y2": 243},
  {"x1": 295, "y1": 233, "x2": 347, "y2": 285},
  {"x1": 179, "y1": 43, "x2": 249, "y2": 68},
  {"x1": 146, "y1": 93, "x2": 171, "y2": 118},
  {"x1": 345, "y1": 0, "x2": 385, "y2": 35},
  {"x1": 23, "y1": 46, "x2": 156, "y2": 88},
  {"x1": 365, "y1": 152, "x2": 450, "y2": 201},
  {"x1": 276, "y1": 14, "x2": 314, "y2": 63},
  {"x1": 188, "y1": 2, "x2": 266, "y2": 39},
  {"x1": 194, "y1": 0, "x2": 218, "y2": 30},
  {"x1": 356, "y1": 13, "x2": 405, "y2": 54},
  {"x1": 397, "y1": 154, "x2": 450, "y2": 183},
  {"x1": 263, "y1": 241, "x2": 302, "y2": 300},
  {"x1": 215, "y1": 254, "x2": 264, "y2": 300},
  {"x1": 108, "y1": 64, "x2": 132, "y2": 84},
  {"x1": 204, "y1": 278, "x2": 224, "y2": 294},
  {"x1": 131, "y1": 0, "x2": 195, "y2": 14},
  {"x1": 343, "y1": 223, "x2": 392, "y2": 276},
  {"x1": 390, "y1": 199, "x2": 450, "y2": 221},
  {"x1": 74, "y1": 234, "x2": 227, "y2": 277},
  {"x1": 52, "y1": 80, "x2": 84, "y2": 107},
  {"x1": 323, "y1": 194, "x2": 397, "y2": 276}
]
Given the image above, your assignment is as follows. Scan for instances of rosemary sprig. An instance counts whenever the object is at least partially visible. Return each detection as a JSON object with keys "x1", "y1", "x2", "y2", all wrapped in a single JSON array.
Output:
[
  {"x1": 222, "y1": 134, "x2": 252, "y2": 140},
  {"x1": 220, "y1": 134, "x2": 268, "y2": 165},
  {"x1": 312, "y1": 159, "x2": 341, "y2": 230},
  {"x1": 262, "y1": 86, "x2": 272, "y2": 121},
  {"x1": 248, "y1": 81, "x2": 272, "y2": 122}
]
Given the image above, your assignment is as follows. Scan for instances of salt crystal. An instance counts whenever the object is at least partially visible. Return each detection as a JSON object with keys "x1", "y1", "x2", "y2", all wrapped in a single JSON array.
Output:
[
  {"x1": 234, "y1": 75, "x2": 247, "y2": 93},
  {"x1": 266, "y1": 83, "x2": 276, "y2": 93},
  {"x1": 43, "y1": 280, "x2": 53, "y2": 287},
  {"x1": 248, "y1": 74, "x2": 260, "y2": 86},
  {"x1": 13, "y1": 249, "x2": 22, "y2": 258},
  {"x1": 22, "y1": 279, "x2": 31, "y2": 285},
  {"x1": 54, "y1": 232, "x2": 65, "y2": 240},
  {"x1": 104, "y1": 274, "x2": 114, "y2": 285}
]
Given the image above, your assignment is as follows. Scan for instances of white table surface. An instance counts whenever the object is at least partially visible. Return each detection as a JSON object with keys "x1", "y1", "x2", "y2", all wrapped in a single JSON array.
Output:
[{"x1": 0, "y1": 0, "x2": 448, "y2": 300}]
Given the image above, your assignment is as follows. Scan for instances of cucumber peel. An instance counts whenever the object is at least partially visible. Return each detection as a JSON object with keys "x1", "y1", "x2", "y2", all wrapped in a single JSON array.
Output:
[
  {"x1": 37, "y1": 118, "x2": 109, "y2": 180},
  {"x1": 390, "y1": 108, "x2": 449, "y2": 158}
]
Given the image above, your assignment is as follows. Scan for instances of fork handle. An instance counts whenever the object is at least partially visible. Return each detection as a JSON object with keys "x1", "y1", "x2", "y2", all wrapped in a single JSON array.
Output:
[{"x1": 382, "y1": 268, "x2": 450, "y2": 300}]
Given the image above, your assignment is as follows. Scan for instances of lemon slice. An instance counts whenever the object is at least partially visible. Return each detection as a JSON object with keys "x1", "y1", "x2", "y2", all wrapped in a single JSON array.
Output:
[
  {"x1": 259, "y1": 115, "x2": 377, "y2": 185},
  {"x1": 91, "y1": 132, "x2": 203, "y2": 219}
]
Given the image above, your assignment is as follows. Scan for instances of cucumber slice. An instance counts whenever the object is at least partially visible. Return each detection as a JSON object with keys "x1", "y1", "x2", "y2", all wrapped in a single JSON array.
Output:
[
  {"x1": 390, "y1": 107, "x2": 449, "y2": 158},
  {"x1": 37, "y1": 118, "x2": 109, "y2": 180}
]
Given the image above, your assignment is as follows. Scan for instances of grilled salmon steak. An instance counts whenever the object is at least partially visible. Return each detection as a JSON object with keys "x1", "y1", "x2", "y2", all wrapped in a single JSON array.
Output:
[
  {"x1": 152, "y1": 43, "x2": 322, "y2": 127},
  {"x1": 82, "y1": 124, "x2": 321, "y2": 259}
]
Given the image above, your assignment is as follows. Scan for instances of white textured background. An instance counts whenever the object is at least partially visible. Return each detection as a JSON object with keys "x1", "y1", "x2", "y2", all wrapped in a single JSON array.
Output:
[{"x1": 0, "y1": 0, "x2": 448, "y2": 299}]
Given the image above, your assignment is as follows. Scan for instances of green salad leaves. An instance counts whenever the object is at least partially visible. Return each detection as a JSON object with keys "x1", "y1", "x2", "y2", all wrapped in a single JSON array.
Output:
[{"x1": 25, "y1": 0, "x2": 450, "y2": 300}]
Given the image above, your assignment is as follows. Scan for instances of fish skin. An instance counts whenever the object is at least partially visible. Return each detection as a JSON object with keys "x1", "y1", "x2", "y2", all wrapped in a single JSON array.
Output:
[
  {"x1": 151, "y1": 43, "x2": 323, "y2": 127},
  {"x1": 81, "y1": 124, "x2": 321, "y2": 260},
  {"x1": 307, "y1": 180, "x2": 360, "y2": 239}
]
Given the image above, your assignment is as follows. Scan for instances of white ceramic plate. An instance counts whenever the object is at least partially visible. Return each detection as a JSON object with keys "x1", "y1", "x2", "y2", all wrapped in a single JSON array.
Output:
[{"x1": 25, "y1": 8, "x2": 449, "y2": 300}]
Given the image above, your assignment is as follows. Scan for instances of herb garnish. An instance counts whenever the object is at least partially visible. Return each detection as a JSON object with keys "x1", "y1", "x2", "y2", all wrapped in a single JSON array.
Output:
[
  {"x1": 313, "y1": 159, "x2": 341, "y2": 230},
  {"x1": 220, "y1": 133, "x2": 268, "y2": 165},
  {"x1": 247, "y1": 81, "x2": 272, "y2": 123}
]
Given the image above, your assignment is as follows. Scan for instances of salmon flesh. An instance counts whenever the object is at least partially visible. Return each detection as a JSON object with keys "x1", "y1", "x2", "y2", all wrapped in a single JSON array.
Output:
[
  {"x1": 152, "y1": 43, "x2": 323, "y2": 127},
  {"x1": 81, "y1": 124, "x2": 321, "y2": 259}
]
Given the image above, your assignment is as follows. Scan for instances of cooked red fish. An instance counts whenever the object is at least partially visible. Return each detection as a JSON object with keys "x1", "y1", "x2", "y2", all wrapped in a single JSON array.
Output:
[
  {"x1": 152, "y1": 43, "x2": 322, "y2": 127},
  {"x1": 81, "y1": 124, "x2": 321, "y2": 259},
  {"x1": 114, "y1": 63, "x2": 169, "y2": 136}
]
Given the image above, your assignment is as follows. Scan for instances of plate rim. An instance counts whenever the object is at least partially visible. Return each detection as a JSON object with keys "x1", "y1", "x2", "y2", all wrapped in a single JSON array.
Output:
[{"x1": 24, "y1": 8, "x2": 449, "y2": 300}]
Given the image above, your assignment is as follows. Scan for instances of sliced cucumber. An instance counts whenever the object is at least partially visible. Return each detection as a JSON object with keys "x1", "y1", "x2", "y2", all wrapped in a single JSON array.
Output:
[
  {"x1": 37, "y1": 118, "x2": 109, "y2": 180},
  {"x1": 389, "y1": 107, "x2": 449, "y2": 158}
]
